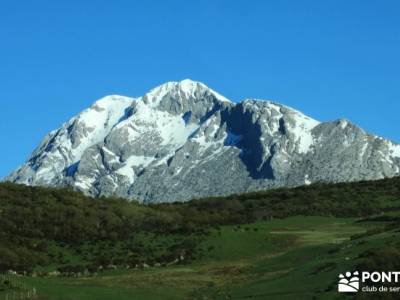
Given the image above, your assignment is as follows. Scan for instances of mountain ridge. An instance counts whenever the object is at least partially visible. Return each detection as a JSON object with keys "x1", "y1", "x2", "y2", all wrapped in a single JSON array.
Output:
[{"x1": 7, "y1": 79, "x2": 400, "y2": 202}]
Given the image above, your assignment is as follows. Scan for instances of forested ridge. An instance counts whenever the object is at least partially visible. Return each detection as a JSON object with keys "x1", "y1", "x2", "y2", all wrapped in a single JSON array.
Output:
[{"x1": 0, "y1": 177, "x2": 399, "y2": 273}]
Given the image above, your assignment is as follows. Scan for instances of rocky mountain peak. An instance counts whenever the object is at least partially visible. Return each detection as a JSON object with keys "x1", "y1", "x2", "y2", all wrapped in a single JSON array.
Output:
[
  {"x1": 6, "y1": 81, "x2": 400, "y2": 203},
  {"x1": 142, "y1": 79, "x2": 230, "y2": 108}
]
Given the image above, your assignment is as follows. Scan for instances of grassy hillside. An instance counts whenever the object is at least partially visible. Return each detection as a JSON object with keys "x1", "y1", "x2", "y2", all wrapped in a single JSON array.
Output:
[{"x1": 0, "y1": 177, "x2": 399, "y2": 299}]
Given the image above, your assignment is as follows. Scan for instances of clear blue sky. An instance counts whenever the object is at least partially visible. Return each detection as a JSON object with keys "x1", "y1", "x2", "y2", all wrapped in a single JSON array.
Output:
[{"x1": 1, "y1": 0, "x2": 400, "y2": 178}]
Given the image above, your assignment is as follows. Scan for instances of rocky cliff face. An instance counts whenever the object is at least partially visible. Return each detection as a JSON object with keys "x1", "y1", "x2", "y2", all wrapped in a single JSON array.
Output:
[{"x1": 7, "y1": 80, "x2": 400, "y2": 202}]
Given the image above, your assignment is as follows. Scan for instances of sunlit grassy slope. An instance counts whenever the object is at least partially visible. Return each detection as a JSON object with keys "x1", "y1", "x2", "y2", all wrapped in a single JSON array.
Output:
[{"x1": 4, "y1": 215, "x2": 396, "y2": 300}]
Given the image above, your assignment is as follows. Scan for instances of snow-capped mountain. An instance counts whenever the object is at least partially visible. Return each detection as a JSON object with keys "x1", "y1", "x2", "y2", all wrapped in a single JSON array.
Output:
[{"x1": 7, "y1": 79, "x2": 400, "y2": 203}]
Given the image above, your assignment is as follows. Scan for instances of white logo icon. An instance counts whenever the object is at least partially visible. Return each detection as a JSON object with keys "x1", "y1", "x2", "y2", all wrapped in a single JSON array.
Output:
[{"x1": 338, "y1": 271, "x2": 360, "y2": 292}]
